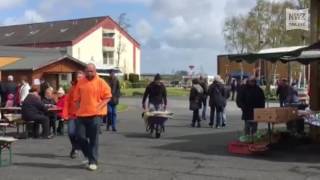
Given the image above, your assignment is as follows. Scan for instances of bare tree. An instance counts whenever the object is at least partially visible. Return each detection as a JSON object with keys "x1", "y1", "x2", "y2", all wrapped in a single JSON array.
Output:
[{"x1": 116, "y1": 13, "x2": 131, "y2": 68}]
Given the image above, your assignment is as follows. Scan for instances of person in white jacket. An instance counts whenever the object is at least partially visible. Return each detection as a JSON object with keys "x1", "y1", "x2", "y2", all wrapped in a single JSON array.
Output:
[{"x1": 19, "y1": 76, "x2": 31, "y2": 105}]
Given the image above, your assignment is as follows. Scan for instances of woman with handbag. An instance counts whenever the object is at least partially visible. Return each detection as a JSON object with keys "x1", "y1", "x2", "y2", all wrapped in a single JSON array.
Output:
[{"x1": 189, "y1": 79, "x2": 204, "y2": 128}]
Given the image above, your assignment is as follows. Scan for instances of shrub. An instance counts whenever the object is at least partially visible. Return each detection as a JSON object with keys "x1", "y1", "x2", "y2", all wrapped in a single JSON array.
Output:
[
  {"x1": 132, "y1": 80, "x2": 149, "y2": 88},
  {"x1": 129, "y1": 73, "x2": 140, "y2": 83},
  {"x1": 132, "y1": 91, "x2": 144, "y2": 96}
]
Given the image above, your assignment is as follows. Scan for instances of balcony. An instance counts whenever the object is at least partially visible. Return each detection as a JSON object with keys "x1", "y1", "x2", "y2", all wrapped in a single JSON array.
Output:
[{"x1": 103, "y1": 38, "x2": 115, "y2": 47}]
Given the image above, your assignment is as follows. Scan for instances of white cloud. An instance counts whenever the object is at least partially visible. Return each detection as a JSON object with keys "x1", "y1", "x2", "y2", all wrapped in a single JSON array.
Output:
[
  {"x1": 135, "y1": 19, "x2": 153, "y2": 44},
  {"x1": 0, "y1": 0, "x2": 25, "y2": 10},
  {"x1": 38, "y1": 0, "x2": 93, "y2": 17},
  {"x1": 105, "y1": 0, "x2": 152, "y2": 5},
  {"x1": 3, "y1": 9, "x2": 45, "y2": 25}
]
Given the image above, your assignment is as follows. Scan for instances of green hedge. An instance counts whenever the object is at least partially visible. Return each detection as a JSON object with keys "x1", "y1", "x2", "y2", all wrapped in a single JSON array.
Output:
[{"x1": 129, "y1": 73, "x2": 139, "y2": 83}]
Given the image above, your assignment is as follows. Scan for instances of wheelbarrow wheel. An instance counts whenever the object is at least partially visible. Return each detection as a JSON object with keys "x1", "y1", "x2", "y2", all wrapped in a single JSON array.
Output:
[{"x1": 155, "y1": 132, "x2": 161, "y2": 138}]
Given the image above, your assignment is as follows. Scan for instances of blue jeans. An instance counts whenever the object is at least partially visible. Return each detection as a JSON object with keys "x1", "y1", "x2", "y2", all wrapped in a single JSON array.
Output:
[
  {"x1": 77, "y1": 116, "x2": 101, "y2": 164},
  {"x1": 107, "y1": 103, "x2": 117, "y2": 130},
  {"x1": 68, "y1": 119, "x2": 79, "y2": 150},
  {"x1": 215, "y1": 111, "x2": 223, "y2": 127}
]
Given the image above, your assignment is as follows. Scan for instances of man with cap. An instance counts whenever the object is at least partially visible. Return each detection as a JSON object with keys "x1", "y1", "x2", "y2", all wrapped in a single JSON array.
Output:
[{"x1": 142, "y1": 74, "x2": 167, "y2": 111}]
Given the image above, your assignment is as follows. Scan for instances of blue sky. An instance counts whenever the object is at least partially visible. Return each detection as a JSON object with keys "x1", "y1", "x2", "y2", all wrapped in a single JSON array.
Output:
[{"x1": 0, "y1": 0, "x2": 260, "y2": 75}]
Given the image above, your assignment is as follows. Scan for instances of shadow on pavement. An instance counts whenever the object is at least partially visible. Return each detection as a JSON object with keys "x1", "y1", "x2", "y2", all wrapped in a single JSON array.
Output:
[
  {"x1": 13, "y1": 162, "x2": 82, "y2": 169},
  {"x1": 153, "y1": 130, "x2": 320, "y2": 163},
  {"x1": 15, "y1": 153, "x2": 67, "y2": 159},
  {"x1": 123, "y1": 132, "x2": 151, "y2": 139}
]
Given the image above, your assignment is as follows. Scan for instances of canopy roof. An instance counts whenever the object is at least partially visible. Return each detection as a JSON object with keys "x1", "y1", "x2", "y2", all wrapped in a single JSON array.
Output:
[{"x1": 227, "y1": 46, "x2": 305, "y2": 64}]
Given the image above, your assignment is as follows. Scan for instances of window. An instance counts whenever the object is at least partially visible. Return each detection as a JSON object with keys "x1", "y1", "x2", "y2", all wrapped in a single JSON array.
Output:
[
  {"x1": 29, "y1": 29, "x2": 40, "y2": 35},
  {"x1": 103, "y1": 51, "x2": 114, "y2": 65},
  {"x1": 61, "y1": 74, "x2": 68, "y2": 81},
  {"x1": 4, "y1": 32, "x2": 15, "y2": 37},
  {"x1": 103, "y1": 33, "x2": 115, "y2": 38},
  {"x1": 60, "y1": 28, "x2": 69, "y2": 33}
]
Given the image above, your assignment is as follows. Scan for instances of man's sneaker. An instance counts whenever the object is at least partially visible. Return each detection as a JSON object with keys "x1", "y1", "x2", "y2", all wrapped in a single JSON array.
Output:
[
  {"x1": 70, "y1": 149, "x2": 78, "y2": 159},
  {"x1": 88, "y1": 164, "x2": 98, "y2": 171}
]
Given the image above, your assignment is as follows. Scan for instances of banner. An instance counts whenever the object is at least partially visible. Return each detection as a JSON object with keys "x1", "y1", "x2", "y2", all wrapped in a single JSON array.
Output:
[{"x1": 286, "y1": 8, "x2": 309, "y2": 31}]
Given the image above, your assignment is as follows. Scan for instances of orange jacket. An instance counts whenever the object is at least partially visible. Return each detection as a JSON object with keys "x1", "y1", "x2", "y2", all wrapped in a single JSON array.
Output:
[
  {"x1": 73, "y1": 75, "x2": 112, "y2": 117},
  {"x1": 62, "y1": 85, "x2": 77, "y2": 120}
]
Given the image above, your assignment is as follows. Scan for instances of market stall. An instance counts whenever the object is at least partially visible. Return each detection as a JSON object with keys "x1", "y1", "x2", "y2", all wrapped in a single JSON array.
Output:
[{"x1": 227, "y1": 41, "x2": 320, "y2": 155}]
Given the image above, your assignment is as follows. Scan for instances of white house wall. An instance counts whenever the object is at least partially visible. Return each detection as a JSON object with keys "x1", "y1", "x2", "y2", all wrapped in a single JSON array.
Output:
[
  {"x1": 135, "y1": 47, "x2": 141, "y2": 75},
  {"x1": 66, "y1": 26, "x2": 140, "y2": 75},
  {"x1": 71, "y1": 27, "x2": 104, "y2": 65},
  {"x1": 113, "y1": 29, "x2": 140, "y2": 75}
]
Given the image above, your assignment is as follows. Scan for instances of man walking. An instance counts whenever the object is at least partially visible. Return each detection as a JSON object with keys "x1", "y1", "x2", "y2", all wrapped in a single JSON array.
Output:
[
  {"x1": 142, "y1": 74, "x2": 167, "y2": 111},
  {"x1": 276, "y1": 79, "x2": 289, "y2": 107},
  {"x1": 74, "y1": 63, "x2": 112, "y2": 171},
  {"x1": 106, "y1": 70, "x2": 121, "y2": 132}
]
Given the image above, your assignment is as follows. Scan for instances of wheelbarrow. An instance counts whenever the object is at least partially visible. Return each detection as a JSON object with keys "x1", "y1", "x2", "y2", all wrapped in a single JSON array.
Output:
[{"x1": 143, "y1": 111, "x2": 173, "y2": 138}]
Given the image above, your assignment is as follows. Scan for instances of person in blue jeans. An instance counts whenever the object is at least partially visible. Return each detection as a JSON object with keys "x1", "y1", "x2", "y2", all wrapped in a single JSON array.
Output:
[
  {"x1": 106, "y1": 70, "x2": 121, "y2": 132},
  {"x1": 74, "y1": 64, "x2": 112, "y2": 171}
]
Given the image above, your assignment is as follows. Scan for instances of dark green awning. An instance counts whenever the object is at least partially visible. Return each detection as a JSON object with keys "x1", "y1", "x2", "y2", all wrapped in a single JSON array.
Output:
[{"x1": 227, "y1": 47, "x2": 305, "y2": 64}]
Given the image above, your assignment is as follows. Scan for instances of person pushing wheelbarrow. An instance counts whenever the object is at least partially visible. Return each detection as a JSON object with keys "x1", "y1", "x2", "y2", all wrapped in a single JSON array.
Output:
[{"x1": 142, "y1": 74, "x2": 172, "y2": 138}]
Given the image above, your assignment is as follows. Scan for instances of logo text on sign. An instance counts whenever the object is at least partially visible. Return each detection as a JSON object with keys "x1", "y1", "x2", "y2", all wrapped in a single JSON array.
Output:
[{"x1": 286, "y1": 8, "x2": 309, "y2": 31}]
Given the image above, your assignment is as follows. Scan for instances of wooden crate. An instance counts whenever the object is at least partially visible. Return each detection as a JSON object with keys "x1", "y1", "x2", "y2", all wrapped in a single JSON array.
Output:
[{"x1": 254, "y1": 107, "x2": 298, "y2": 123}]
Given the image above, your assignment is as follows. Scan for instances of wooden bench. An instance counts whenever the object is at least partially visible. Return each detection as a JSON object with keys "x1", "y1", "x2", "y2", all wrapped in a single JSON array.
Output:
[
  {"x1": 0, "y1": 136, "x2": 17, "y2": 167},
  {"x1": 15, "y1": 119, "x2": 35, "y2": 139},
  {"x1": 0, "y1": 123, "x2": 10, "y2": 136}
]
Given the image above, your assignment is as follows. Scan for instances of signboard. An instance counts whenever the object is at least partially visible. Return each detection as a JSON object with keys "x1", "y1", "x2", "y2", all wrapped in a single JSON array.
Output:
[{"x1": 286, "y1": 8, "x2": 309, "y2": 31}]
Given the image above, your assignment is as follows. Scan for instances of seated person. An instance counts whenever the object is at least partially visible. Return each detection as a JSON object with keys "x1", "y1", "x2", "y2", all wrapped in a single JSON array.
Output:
[
  {"x1": 42, "y1": 87, "x2": 57, "y2": 135},
  {"x1": 21, "y1": 87, "x2": 52, "y2": 139}
]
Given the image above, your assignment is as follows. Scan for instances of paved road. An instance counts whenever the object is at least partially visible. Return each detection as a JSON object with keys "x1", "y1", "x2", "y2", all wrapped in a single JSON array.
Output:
[{"x1": 1, "y1": 97, "x2": 320, "y2": 180}]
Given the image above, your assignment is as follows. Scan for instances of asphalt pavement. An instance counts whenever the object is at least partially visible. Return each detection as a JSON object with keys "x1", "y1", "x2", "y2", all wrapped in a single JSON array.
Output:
[{"x1": 1, "y1": 97, "x2": 320, "y2": 180}]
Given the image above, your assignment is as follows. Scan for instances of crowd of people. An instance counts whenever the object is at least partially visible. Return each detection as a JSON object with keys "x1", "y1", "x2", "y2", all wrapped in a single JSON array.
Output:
[
  {"x1": 0, "y1": 63, "x2": 122, "y2": 171},
  {"x1": 1, "y1": 66, "x2": 307, "y2": 171}
]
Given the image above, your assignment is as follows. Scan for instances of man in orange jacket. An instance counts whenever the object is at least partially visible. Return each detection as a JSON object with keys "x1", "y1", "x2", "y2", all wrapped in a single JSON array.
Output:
[{"x1": 74, "y1": 63, "x2": 112, "y2": 171}]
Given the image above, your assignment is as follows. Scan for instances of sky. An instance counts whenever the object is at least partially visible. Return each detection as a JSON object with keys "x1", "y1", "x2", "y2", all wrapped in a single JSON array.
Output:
[{"x1": 0, "y1": 0, "x2": 261, "y2": 75}]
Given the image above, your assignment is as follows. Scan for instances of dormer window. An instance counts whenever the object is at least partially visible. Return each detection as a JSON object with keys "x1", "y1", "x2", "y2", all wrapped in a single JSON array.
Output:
[
  {"x1": 60, "y1": 28, "x2": 69, "y2": 33},
  {"x1": 4, "y1": 32, "x2": 15, "y2": 37},
  {"x1": 29, "y1": 29, "x2": 40, "y2": 35},
  {"x1": 103, "y1": 33, "x2": 115, "y2": 38}
]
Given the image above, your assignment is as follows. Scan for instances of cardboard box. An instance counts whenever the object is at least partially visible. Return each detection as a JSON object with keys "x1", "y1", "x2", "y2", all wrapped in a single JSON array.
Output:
[{"x1": 254, "y1": 107, "x2": 298, "y2": 123}]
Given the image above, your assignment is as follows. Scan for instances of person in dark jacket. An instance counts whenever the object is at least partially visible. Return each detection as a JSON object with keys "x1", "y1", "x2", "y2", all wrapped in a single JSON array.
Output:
[
  {"x1": 42, "y1": 87, "x2": 58, "y2": 135},
  {"x1": 189, "y1": 79, "x2": 204, "y2": 128},
  {"x1": 236, "y1": 77, "x2": 265, "y2": 135},
  {"x1": 106, "y1": 70, "x2": 121, "y2": 132},
  {"x1": 1, "y1": 75, "x2": 17, "y2": 107},
  {"x1": 142, "y1": 74, "x2": 167, "y2": 111},
  {"x1": 230, "y1": 79, "x2": 237, "y2": 101},
  {"x1": 276, "y1": 79, "x2": 289, "y2": 107},
  {"x1": 199, "y1": 76, "x2": 208, "y2": 120},
  {"x1": 22, "y1": 87, "x2": 52, "y2": 139},
  {"x1": 285, "y1": 83, "x2": 299, "y2": 104},
  {"x1": 208, "y1": 76, "x2": 227, "y2": 128},
  {"x1": 40, "y1": 78, "x2": 50, "y2": 99}
]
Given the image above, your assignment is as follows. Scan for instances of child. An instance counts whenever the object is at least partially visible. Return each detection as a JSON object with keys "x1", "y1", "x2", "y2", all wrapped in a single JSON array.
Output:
[
  {"x1": 5, "y1": 94, "x2": 15, "y2": 107},
  {"x1": 56, "y1": 87, "x2": 66, "y2": 135}
]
